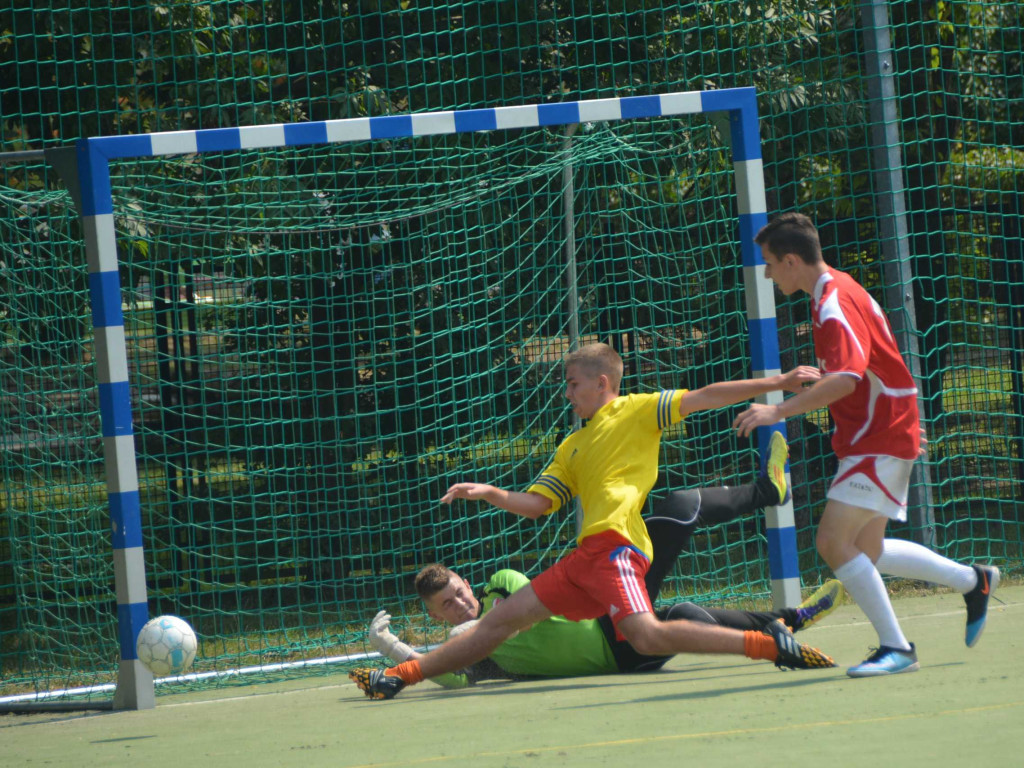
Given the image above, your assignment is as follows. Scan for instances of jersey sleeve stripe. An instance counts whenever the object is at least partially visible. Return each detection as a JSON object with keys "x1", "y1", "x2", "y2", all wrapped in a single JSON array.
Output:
[
  {"x1": 657, "y1": 389, "x2": 675, "y2": 430},
  {"x1": 532, "y1": 475, "x2": 573, "y2": 507}
]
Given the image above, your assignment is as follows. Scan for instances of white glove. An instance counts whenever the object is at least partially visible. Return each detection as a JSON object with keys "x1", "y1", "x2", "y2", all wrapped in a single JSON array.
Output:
[{"x1": 368, "y1": 610, "x2": 414, "y2": 663}]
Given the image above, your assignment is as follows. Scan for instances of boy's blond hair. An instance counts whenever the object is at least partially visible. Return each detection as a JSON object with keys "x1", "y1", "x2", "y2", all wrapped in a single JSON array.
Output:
[{"x1": 564, "y1": 342, "x2": 623, "y2": 390}]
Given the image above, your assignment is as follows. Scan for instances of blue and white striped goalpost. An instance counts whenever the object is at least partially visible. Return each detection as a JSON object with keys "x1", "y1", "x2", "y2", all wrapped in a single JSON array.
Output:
[{"x1": 65, "y1": 86, "x2": 797, "y2": 709}]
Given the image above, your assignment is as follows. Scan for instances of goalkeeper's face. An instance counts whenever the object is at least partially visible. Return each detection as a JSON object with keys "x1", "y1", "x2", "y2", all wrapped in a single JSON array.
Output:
[{"x1": 424, "y1": 574, "x2": 481, "y2": 626}]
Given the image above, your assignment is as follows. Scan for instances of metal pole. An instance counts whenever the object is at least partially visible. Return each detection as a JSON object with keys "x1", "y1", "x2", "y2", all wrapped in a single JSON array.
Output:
[
  {"x1": 722, "y1": 93, "x2": 802, "y2": 610},
  {"x1": 562, "y1": 124, "x2": 580, "y2": 354},
  {"x1": 561, "y1": 124, "x2": 583, "y2": 537},
  {"x1": 47, "y1": 144, "x2": 156, "y2": 710},
  {"x1": 0, "y1": 149, "x2": 46, "y2": 164},
  {"x1": 859, "y1": 0, "x2": 937, "y2": 546}
]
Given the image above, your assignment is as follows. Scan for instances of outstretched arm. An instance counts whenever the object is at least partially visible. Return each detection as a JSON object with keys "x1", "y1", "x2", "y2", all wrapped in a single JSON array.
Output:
[
  {"x1": 678, "y1": 366, "x2": 820, "y2": 418},
  {"x1": 365, "y1": 610, "x2": 481, "y2": 689},
  {"x1": 732, "y1": 373, "x2": 856, "y2": 437},
  {"x1": 441, "y1": 483, "x2": 552, "y2": 519}
]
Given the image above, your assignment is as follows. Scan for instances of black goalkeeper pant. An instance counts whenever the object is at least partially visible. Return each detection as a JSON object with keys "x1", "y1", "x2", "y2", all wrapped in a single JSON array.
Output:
[
  {"x1": 597, "y1": 478, "x2": 797, "y2": 673},
  {"x1": 599, "y1": 601, "x2": 802, "y2": 673},
  {"x1": 643, "y1": 477, "x2": 779, "y2": 599}
]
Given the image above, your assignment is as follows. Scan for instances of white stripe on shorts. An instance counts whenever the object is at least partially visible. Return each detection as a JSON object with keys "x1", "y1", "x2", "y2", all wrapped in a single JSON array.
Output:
[{"x1": 614, "y1": 549, "x2": 650, "y2": 614}]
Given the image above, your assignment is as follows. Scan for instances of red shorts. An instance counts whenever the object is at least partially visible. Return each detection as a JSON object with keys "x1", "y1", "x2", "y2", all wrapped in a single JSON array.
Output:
[{"x1": 531, "y1": 530, "x2": 652, "y2": 640}]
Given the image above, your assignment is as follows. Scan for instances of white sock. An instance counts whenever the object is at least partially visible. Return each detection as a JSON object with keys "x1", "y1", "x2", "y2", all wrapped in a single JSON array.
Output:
[
  {"x1": 834, "y1": 553, "x2": 911, "y2": 651},
  {"x1": 876, "y1": 538, "x2": 977, "y2": 593}
]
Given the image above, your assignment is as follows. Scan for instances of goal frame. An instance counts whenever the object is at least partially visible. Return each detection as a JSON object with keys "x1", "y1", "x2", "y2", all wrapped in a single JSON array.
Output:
[{"x1": 51, "y1": 86, "x2": 796, "y2": 709}]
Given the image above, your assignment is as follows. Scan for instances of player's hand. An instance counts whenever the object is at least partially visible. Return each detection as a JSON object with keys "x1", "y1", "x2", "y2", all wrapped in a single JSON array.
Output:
[
  {"x1": 367, "y1": 610, "x2": 414, "y2": 662},
  {"x1": 441, "y1": 482, "x2": 495, "y2": 505},
  {"x1": 780, "y1": 366, "x2": 821, "y2": 392},
  {"x1": 732, "y1": 402, "x2": 783, "y2": 438},
  {"x1": 919, "y1": 427, "x2": 928, "y2": 458}
]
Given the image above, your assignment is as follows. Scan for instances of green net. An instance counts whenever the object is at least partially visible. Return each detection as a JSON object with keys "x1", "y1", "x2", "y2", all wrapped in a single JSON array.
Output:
[{"x1": 1, "y1": 0, "x2": 1022, "y2": 703}]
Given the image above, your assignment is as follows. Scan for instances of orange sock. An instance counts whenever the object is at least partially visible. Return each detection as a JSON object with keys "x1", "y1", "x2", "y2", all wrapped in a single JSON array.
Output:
[
  {"x1": 744, "y1": 630, "x2": 779, "y2": 662},
  {"x1": 386, "y1": 660, "x2": 424, "y2": 685}
]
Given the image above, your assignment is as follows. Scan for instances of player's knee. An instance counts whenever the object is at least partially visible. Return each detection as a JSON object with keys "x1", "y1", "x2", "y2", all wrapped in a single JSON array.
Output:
[
  {"x1": 660, "y1": 602, "x2": 717, "y2": 625},
  {"x1": 815, "y1": 527, "x2": 838, "y2": 560},
  {"x1": 627, "y1": 633, "x2": 662, "y2": 656},
  {"x1": 652, "y1": 490, "x2": 701, "y2": 524},
  {"x1": 617, "y1": 617, "x2": 662, "y2": 656},
  {"x1": 815, "y1": 527, "x2": 852, "y2": 569}
]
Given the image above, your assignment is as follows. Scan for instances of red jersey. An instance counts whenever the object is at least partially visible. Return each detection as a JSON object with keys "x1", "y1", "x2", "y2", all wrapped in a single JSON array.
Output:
[{"x1": 811, "y1": 268, "x2": 920, "y2": 460}]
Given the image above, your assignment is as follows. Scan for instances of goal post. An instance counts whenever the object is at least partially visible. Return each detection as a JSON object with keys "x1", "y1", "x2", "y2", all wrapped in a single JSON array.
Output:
[{"x1": 54, "y1": 86, "x2": 796, "y2": 710}]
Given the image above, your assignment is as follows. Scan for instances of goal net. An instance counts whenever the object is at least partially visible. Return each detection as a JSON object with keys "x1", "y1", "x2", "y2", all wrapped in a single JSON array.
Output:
[{"x1": 2, "y1": 96, "x2": 782, "y2": 704}]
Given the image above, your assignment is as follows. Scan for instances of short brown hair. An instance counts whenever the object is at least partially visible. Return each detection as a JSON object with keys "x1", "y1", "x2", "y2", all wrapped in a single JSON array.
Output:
[
  {"x1": 564, "y1": 342, "x2": 623, "y2": 390},
  {"x1": 414, "y1": 563, "x2": 456, "y2": 601},
  {"x1": 754, "y1": 212, "x2": 823, "y2": 266}
]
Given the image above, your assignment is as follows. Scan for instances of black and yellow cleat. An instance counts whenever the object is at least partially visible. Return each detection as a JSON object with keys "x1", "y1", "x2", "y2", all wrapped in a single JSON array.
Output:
[
  {"x1": 349, "y1": 667, "x2": 407, "y2": 700},
  {"x1": 763, "y1": 431, "x2": 790, "y2": 505},
  {"x1": 764, "y1": 618, "x2": 836, "y2": 670},
  {"x1": 793, "y1": 579, "x2": 844, "y2": 631}
]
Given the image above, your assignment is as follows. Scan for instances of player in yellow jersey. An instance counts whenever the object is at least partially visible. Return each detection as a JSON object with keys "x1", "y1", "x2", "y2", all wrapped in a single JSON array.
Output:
[{"x1": 350, "y1": 342, "x2": 835, "y2": 700}]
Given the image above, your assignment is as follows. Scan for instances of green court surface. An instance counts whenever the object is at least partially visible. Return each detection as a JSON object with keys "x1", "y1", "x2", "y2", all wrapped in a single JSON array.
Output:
[{"x1": 3, "y1": 586, "x2": 1022, "y2": 768}]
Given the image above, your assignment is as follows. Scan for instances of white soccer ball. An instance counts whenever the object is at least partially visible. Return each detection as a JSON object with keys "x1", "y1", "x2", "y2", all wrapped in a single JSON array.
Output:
[{"x1": 136, "y1": 615, "x2": 198, "y2": 677}]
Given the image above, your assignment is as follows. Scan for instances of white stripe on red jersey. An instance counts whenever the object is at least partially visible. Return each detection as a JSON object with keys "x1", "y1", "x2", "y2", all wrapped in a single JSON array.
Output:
[{"x1": 812, "y1": 268, "x2": 920, "y2": 460}]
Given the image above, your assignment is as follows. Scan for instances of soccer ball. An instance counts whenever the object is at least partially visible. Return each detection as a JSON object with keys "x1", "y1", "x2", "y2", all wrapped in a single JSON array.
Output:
[{"x1": 136, "y1": 615, "x2": 198, "y2": 677}]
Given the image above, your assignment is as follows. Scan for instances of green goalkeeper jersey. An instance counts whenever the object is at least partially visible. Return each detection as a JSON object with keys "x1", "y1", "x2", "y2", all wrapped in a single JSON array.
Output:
[{"x1": 431, "y1": 568, "x2": 618, "y2": 688}]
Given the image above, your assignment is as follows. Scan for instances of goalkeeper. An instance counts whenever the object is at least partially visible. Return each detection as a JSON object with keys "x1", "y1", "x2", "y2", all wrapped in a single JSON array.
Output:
[{"x1": 365, "y1": 442, "x2": 843, "y2": 688}]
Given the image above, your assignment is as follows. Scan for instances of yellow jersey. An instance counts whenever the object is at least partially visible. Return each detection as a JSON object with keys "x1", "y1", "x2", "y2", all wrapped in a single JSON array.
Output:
[{"x1": 527, "y1": 390, "x2": 687, "y2": 560}]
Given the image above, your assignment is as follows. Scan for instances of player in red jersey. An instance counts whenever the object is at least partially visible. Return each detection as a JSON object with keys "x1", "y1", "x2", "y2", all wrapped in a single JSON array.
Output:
[{"x1": 734, "y1": 212, "x2": 1000, "y2": 677}]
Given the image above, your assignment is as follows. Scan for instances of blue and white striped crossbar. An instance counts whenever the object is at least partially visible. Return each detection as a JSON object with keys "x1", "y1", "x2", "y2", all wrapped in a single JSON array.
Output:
[{"x1": 80, "y1": 87, "x2": 762, "y2": 162}]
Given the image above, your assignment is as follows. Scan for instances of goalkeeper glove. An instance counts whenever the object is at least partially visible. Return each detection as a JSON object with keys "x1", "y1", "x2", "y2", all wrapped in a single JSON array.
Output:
[{"x1": 367, "y1": 610, "x2": 414, "y2": 663}]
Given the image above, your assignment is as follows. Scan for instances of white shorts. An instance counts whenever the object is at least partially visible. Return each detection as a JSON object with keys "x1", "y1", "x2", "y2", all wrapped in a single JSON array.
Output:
[{"x1": 827, "y1": 454, "x2": 915, "y2": 522}]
